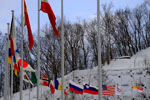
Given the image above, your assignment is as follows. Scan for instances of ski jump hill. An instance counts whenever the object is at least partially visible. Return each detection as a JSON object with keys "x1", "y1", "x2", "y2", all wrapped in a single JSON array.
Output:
[{"x1": 1, "y1": 48, "x2": 150, "y2": 100}]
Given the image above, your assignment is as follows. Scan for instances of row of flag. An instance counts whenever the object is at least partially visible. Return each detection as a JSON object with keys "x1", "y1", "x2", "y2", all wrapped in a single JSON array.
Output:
[
  {"x1": 9, "y1": 54, "x2": 144, "y2": 97},
  {"x1": 132, "y1": 85, "x2": 143, "y2": 92},
  {"x1": 69, "y1": 80, "x2": 116, "y2": 96},
  {"x1": 7, "y1": 46, "x2": 144, "y2": 97},
  {"x1": 8, "y1": 0, "x2": 60, "y2": 66},
  {"x1": 20, "y1": 68, "x2": 144, "y2": 97},
  {"x1": 5, "y1": 0, "x2": 60, "y2": 99},
  {"x1": 34, "y1": 74, "x2": 67, "y2": 95}
]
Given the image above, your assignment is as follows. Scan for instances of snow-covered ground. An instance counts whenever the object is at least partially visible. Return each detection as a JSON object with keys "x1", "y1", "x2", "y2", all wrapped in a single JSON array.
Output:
[{"x1": 1, "y1": 48, "x2": 150, "y2": 100}]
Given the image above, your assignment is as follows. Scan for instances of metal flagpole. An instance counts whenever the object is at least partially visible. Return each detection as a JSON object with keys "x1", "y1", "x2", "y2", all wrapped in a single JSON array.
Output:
[
  {"x1": 37, "y1": 0, "x2": 40, "y2": 99},
  {"x1": 4, "y1": 23, "x2": 9, "y2": 100},
  {"x1": 61, "y1": 0, "x2": 64, "y2": 99},
  {"x1": 7, "y1": 23, "x2": 10, "y2": 100},
  {"x1": 10, "y1": 11, "x2": 15, "y2": 100},
  {"x1": 97, "y1": 0, "x2": 102, "y2": 100},
  {"x1": 20, "y1": 0, "x2": 24, "y2": 99},
  {"x1": 29, "y1": 84, "x2": 30, "y2": 100}
]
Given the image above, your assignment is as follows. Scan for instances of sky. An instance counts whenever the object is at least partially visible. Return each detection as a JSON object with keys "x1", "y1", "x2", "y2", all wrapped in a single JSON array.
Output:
[{"x1": 0, "y1": 0, "x2": 144, "y2": 34}]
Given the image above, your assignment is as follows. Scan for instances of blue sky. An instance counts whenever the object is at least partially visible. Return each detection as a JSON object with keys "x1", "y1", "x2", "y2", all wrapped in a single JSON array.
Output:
[{"x1": 0, "y1": 0, "x2": 144, "y2": 34}]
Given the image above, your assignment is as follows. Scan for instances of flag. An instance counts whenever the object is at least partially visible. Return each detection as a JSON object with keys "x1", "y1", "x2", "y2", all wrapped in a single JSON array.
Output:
[
  {"x1": 41, "y1": 0, "x2": 60, "y2": 37},
  {"x1": 8, "y1": 12, "x2": 17, "y2": 64},
  {"x1": 14, "y1": 63, "x2": 19, "y2": 76},
  {"x1": 132, "y1": 85, "x2": 138, "y2": 91},
  {"x1": 137, "y1": 86, "x2": 143, "y2": 92},
  {"x1": 31, "y1": 72, "x2": 37, "y2": 84},
  {"x1": 13, "y1": 51, "x2": 19, "y2": 76},
  {"x1": 64, "y1": 90, "x2": 67, "y2": 95},
  {"x1": 54, "y1": 78, "x2": 61, "y2": 90},
  {"x1": 18, "y1": 58, "x2": 35, "y2": 72},
  {"x1": 42, "y1": 73, "x2": 48, "y2": 80},
  {"x1": 83, "y1": 83, "x2": 99, "y2": 95},
  {"x1": 40, "y1": 74, "x2": 50, "y2": 87},
  {"x1": 8, "y1": 11, "x2": 19, "y2": 76},
  {"x1": 132, "y1": 85, "x2": 143, "y2": 92},
  {"x1": 102, "y1": 85, "x2": 115, "y2": 96},
  {"x1": 13, "y1": 49, "x2": 20, "y2": 76},
  {"x1": 24, "y1": 1, "x2": 34, "y2": 50},
  {"x1": 49, "y1": 82, "x2": 55, "y2": 94},
  {"x1": 23, "y1": 71, "x2": 34, "y2": 85},
  {"x1": 8, "y1": 36, "x2": 13, "y2": 64},
  {"x1": 69, "y1": 80, "x2": 83, "y2": 95},
  {"x1": 115, "y1": 85, "x2": 121, "y2": 95},
  {"x1": 40, "y1": 80, "x2": 49, "y2": 87}
]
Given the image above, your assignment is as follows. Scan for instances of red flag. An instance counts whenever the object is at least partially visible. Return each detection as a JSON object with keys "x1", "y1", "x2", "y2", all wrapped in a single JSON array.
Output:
[
  {"x1": 49, "y1": 83, "x2": 55, "y2": 94},
  {"x1": 41, "y1": 80, "x2": 49, "y2": 87},
  {"x1": 24, "y1": 1, "x2": 34, "y2": 50},
  {"x1": 14, "y1": 63, "x2": 20, "y2": 72},
  {"x1": 42, "y1": 73, "x2": 48, "y2": 80},
  {"x1": 64, "y1": 90, "x2": 67, "y2": 95},
  {"x1": 41, "y1": 0, "x2": 60, "y2": 37},
  {"x1": 10, "y1": 36, "x2": 15, "y2": 56},
  {"x1": 137, "y1": 86, "x2": 143, "y2": 92}
]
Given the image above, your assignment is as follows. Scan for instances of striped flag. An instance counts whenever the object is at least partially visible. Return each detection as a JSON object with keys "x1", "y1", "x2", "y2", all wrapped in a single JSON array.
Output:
[
  {"x1": 137, "y1": 86, "x2": 143, "y2": 92},
  {"x1": 115, "y1": 85, "x2": 121, "y2": 95},
  {"x1": 8, "y1": 12, "x2": 16, "y2": 64},
  {"x1": 31, "y1": 72, "x2": 37, "y2": 84},
  {"x1": 69, "y1": 80, "x2": 83, "y2": 95},
  {"x1": 54, "y1": 78, "x2": 62, "y2": 90},
  {"x1": 40, "y1": 74, "x2": 49, "y2": 87},
  {"x1": 23, "y1": 71, "x2": 34, "y2": 86},
  {"x1": 49, "y1": 82, "x2": 55, "y2": 94},
  {"x1": 42, "y1": 73, "x2": 48, "y2": 80},
  {"x1": 102, "y1": 85, "x2": 115, "y2": 96},
  {"x1": 18, "y1": 58, "x2": 35, "y2": 72},
  {"x1": 132, "y1": 85, "x2": 143, "y2": 92},
  {"x1": 8, "y1": 13, "x2": 17, "y2": 58},
  {"x1": 83, "y1": 83, "x2": 99, "y2": 95},
  {"x1": 8, "y1": 11, "x2": 19, "y2": 76},
  {"x1": 40, "y1": 80, "x2": 49, "y2": 87}
]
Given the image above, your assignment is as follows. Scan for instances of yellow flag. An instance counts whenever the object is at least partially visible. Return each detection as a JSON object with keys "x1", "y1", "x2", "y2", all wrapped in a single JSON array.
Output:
[
  {"x1": 14, "y1": 69, "x2": 18, "y2": 76},
  {"x1": 58, "y1": 84, "x2": 62, "y2": 90},
  {"x1": 8, "y1": 57, "x2": 12, "y2": 64},
  {"x1": 132, "y1": 85, "x2": 137, "y2": 89}
]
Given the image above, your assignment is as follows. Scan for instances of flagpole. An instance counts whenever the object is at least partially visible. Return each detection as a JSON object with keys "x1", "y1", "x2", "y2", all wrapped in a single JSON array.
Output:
[
  {"x1": 20, "y1": 0, "x2": 24, "y2": 99},
  {"x1": 97, "y1": 0, "x2": 102, "y2": 100},
  {"x1": 4, "y1": 23, "x2": 9, "y2": 100},
  {"x1": 61, "y1": 0, "x2": 64, "y2": 99},
  {"x1": 37, "y1": 0, "x2": 40, "y2": 99},
  {"x1": 29, "y1": 84, "x2": 30, "y2": 100},
  {"x1": 10, "y1": 11, "x2": 15, "y2": 100}
]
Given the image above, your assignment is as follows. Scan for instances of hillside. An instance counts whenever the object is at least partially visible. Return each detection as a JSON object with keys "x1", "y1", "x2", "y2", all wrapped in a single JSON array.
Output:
[{"x1": 1, "y1": 48, "x2": 150, "y2": 100}]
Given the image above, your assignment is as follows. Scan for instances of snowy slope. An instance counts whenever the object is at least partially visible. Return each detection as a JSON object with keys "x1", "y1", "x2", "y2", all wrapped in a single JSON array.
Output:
[
  {"x1": 1, "y1": 47, "x2": 150, "y2": 100},
  {"x1": 103, "y1": 47, "x2": 150, "y2": 70}
]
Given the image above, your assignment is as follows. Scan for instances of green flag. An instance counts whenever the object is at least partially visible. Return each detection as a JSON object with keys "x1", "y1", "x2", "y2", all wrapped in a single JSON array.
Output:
[{"x1": 31, "y1": 72, "x2": 37, "y2": 84}]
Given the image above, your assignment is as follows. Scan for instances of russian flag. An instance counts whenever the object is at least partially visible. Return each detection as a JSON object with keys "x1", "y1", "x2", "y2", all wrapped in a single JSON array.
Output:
[
  {"x1": 69, "y1": 80, "x2": 83, "y2": 95},
  {"x1": 83, "y1": 84, "x2": 99, "y2": 95}
]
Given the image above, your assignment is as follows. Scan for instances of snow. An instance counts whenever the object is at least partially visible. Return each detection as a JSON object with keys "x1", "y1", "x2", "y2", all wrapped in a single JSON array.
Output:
[
  {"x1": 1, "y1": 47, "x2": 150, "y2": 100},
  {"x1": 103, "y1": 47, "x2": 150, "y2": 70}
]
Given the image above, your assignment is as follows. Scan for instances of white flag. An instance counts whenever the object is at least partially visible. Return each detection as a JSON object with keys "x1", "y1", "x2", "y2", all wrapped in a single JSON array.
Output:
[{"x1": 115, "y1": 85, "x2": 121, "y2": 95}]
